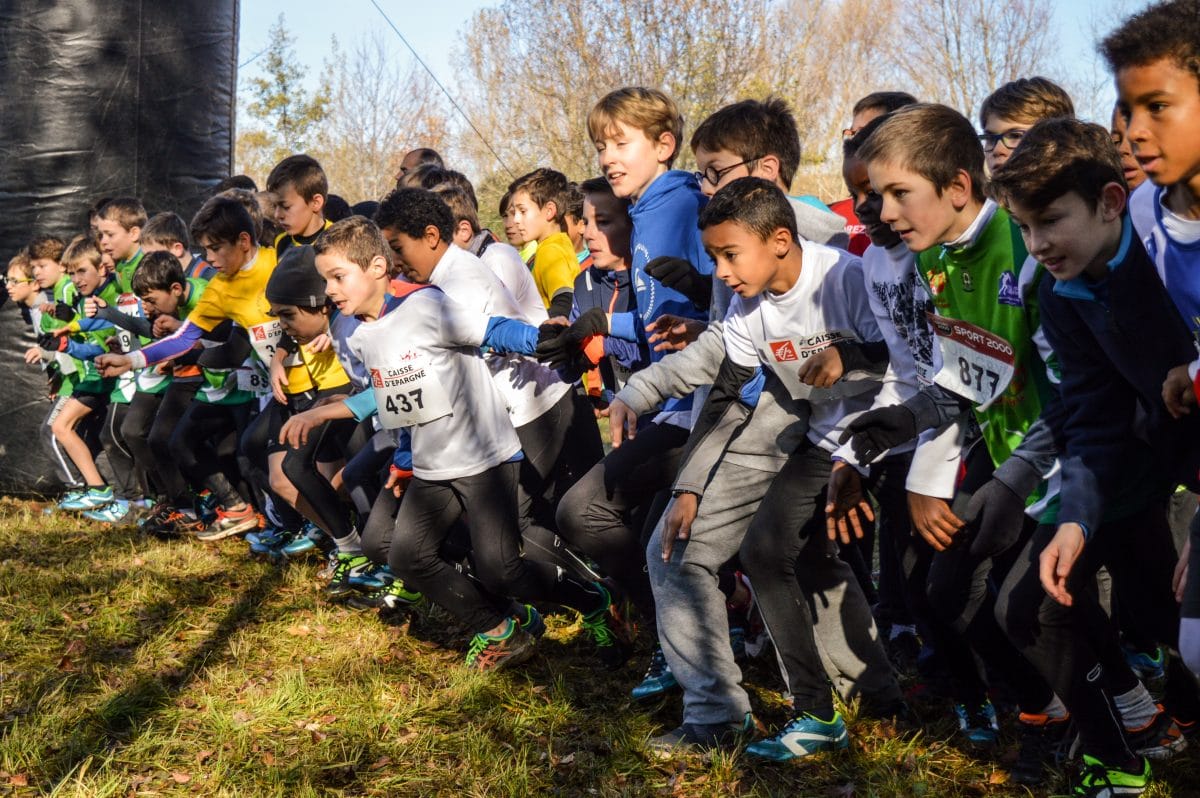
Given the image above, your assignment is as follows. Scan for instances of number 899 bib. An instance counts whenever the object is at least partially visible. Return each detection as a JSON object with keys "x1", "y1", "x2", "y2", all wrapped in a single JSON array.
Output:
[
  {"x1": 926, "y1": 312, "x2": 1015, "y2": 410},
  {"x1": 370, "y1": 359, "x2": 452, "y2": 428}
]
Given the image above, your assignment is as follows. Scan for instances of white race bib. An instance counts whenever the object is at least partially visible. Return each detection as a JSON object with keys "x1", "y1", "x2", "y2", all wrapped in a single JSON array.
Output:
[
  {"x1": 236, "y1": 364, "x2": 271, "y2": 395},
  {"x1": 247, "y1": 321, "x2": 302, "y2": 368},
  {"x1": 370, "y1": 359, "x2": 452, "y2": 429},
  {"x1": 927, "y1": 312, "x2": 1015, "y2": 409}
]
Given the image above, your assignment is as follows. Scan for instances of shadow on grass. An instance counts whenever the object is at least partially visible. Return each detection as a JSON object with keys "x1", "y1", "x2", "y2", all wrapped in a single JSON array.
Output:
[{"x1": 13, "y1": 562, "x2": 286, "y2": 787}]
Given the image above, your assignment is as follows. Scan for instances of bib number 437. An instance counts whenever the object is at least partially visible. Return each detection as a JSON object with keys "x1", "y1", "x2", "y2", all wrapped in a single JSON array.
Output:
[{"x1": 385, "y1": 388, "x2": 424, "y2": 416}]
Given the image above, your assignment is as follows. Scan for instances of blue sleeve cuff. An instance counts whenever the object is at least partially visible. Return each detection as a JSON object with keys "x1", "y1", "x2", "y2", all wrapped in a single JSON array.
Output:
[
  {"x1": 391, "y1": 440, "x2": 413, "y2": 471},
  {"x1": 483, "y1": 316, "x2": 538, "y2": 355},
  {"x1": 66, "y1": 341, "x2": 104, "y2": 360},
  {"x1": 344, "y1": 389, "x2": 378, "y2": 422},
  {"x1": 608, "y1": 311, "x2": 638, "y2": 342},
  {"x1": 76, "y1": 316, "x2": 115, "y2": 332}
]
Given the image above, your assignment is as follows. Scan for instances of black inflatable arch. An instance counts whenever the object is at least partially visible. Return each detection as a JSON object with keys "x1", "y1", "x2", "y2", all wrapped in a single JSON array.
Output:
[{"x1": 0, "y1": 0, "x2": 239, "y2": 494}]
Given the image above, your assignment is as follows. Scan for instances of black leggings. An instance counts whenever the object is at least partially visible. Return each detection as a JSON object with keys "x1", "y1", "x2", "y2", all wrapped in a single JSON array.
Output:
[
  {"x1": 998, "y1": 501, "x2": 1198, "y2": 761},
  {"x1": 342, "y1": 427, "x2": 394, "y2": 516},
  {"x1": 554, "y1": 420, "x2": 689, "y2": 623},
  {"x1": 171, "y1": 399, "x2": 255, "y2": 509},
  {"x1": 388, "y1": 461, "x2": 602, "y2": 634},
  {"x1": 121, "y1": 383, "x2": 200, "y2": 506}
]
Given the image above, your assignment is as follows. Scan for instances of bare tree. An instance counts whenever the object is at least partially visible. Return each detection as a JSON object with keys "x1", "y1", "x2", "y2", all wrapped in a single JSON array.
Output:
[
  {"x1": 316, "y1": 34, "x2": 450, "y2": 203},
  {"x1": 895, "y1": 0, "x2": 1059, "y2": 121}
]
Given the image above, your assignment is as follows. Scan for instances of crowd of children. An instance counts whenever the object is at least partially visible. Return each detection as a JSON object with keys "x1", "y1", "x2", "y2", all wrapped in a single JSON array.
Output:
[{"x1": 5, "y1": 1, "x2": 1200, "y2": 793}]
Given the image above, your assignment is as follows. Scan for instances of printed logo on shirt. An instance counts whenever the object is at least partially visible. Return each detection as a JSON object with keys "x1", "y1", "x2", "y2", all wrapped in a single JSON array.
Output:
[
  {"x1": 252, "y1": 326, "x2": 267, "y2": 341},
  {"x1": 997, "y1": 270, "x2": 1022, "y2": 307},
  {"x1": 370, "y1": 367, "x2": 384, "y2": 388},
  {"x1": 926, "y1": 270, "x2": 947, "y2": 297},
  {"x1": 769, "y1": 340, "x2": 798, "y2": 362},
  {"x1": 960, "y1": 270, "x2": 974, "y2": 292}
]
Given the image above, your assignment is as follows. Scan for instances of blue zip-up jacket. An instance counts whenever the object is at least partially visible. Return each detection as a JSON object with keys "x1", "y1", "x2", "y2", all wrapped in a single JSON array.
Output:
[{"x1": 1038, "y1": 215, "x2": 1200, "y2": 533}]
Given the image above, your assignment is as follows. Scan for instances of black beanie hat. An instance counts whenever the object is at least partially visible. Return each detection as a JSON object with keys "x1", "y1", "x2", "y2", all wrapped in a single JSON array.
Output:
[{"x1": 266, "y1": 245, "x2": 326, "y2": 308}]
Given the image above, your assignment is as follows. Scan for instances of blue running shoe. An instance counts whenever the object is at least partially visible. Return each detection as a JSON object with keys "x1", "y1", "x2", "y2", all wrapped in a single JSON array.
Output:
[
  {"x1": 280, "y1": 522, "x2": 325, "y2": 557},
  {"x1": 59, "y1": 485, "x2": 114, "y2": 511},
  {"x1": 956, "y1": 700, "x2": 1000, "y2": 747},
  {"x1": 513, "y1": 603, "x2": 546, "y2": 638},
  {"x1": 83, "y1": 499, "x2": 131, "y2": 524},
  {"x1": 1125, "y1": 645, "x2": 1166, "y2": 683},
  {"x1": 631, "y1": 645, "x2": 679, "y2": 701},
  {"x1": 745, "y1": 711, "x2": 849, "y2": 761}
]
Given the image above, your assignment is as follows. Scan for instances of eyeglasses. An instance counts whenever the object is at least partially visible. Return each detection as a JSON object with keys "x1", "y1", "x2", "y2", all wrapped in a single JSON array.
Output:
[
  {"x1": 4, "y1": 277, "x2": 32, "y2": 285},
  {"x1": 978, "y1": 129, "x2": 1028, "y2": 152},
  {"x1": 694, "y1": 157, "x2": 761, "y2": 187}
]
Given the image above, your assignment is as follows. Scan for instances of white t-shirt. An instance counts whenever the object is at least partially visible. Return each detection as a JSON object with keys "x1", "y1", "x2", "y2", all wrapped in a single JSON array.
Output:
[
  {"x1": 722, "y1": 239, "x2": 887, "y2": 452},
  {"x1": 478, "y1": 240, "x2": 548, "y2": 323},
  {"x1": 429, "y1": 245, "x2": 570, "y2": 428},
  {"x1": 346, "y1": 288, "x2": 521, "y2": 481}
]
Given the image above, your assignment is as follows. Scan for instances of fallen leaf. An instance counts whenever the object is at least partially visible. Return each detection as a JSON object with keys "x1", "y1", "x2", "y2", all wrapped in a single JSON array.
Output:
[
  {"x1": 988, "y1": 771, "x2": 1009, "y2": 785},
  {"x1": 557, "y1": 753, "x2": 575, "y2": 766},
  {"x1": 195, "y1": 750, "x2": 213, "y2": 765},
  {"x1": 368, "y1": 756, "x2": 392, "y2": 771},
  {"x1": 170, "y1": 772, "x2": 191, "y2": 783},
  {"x1": 286, "y1": 624, "x2": 311, "y2": 637},
  {"x1": 131, "y1": 557, "x2": 144, "y2": 566},
  {"x1": 310, "y1": 730, "x2": 328, "y2": 743},
  {"x1": 9, "y1": 773, "x2": 28, "y2": 787},
  {"x1": 396, "y1": 728, "x2": 418, "y2": 744},
  {"x1": 317, "y1": 714, "x2": 337, "y2": 724},
  {"x1": 261, "y1": 752, "x2": 276, "y2": 766}
]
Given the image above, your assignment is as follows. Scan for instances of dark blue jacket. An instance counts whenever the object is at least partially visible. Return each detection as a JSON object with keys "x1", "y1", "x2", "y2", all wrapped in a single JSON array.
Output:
[{"x1": 1039, "y1": 216, "x2": 1200, "y2": 532}]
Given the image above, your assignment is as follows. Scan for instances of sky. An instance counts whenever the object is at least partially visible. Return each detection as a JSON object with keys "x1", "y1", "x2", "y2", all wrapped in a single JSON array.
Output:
[{"x1": 237, "y1": 0, "x2": 1138, "y2": 126}]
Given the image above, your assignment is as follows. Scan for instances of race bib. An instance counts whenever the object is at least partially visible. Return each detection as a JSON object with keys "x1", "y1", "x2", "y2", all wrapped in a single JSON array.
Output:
[
  {"x1": 927, "y1": 312, "x2": 1015, "y2": 409},
  {"x1": 247, "y1": 321, "x2": 302, "y2": 368},
  {"x1": 236, "y1": 363, "x2": 271, "y2": 395},
  {"x1": 759, "y1": 331, "x2": 877, "y2": 402},
  {"x1": 55, "y1": 351, "x2": 77, "y2": 375},
  {"x1": 370, "y1": 358, "x2": 452, "y2": 429}
]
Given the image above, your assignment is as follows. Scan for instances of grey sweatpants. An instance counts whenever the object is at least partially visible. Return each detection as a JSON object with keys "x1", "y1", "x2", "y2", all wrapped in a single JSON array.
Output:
[{"x1": 647, "y1": 390, "x2": 901, "y2": 725}]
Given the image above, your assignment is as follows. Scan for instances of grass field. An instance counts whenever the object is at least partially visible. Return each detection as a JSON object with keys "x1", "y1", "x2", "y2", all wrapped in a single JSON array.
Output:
[{"x1": 1, "y1": 497, "x2": 1198, "y2": 797}]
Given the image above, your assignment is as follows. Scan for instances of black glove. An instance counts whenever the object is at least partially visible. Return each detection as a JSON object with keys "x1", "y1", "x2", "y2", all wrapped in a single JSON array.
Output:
[
  {"x1": 645, "y1": 256, "x2": 712, "y2": 311},
  {"x1": 838, "y1": 404, "x2": 917, "y2": 463},
  {"x1": 535, "y1": 308, "x2": 608, "y2": 371},
  {"x1": 53, "y1": 301, "x2": 75, "y2": 322},
  {"x1": 37, "y1": 332, "x2": 68, "y2": 352},
  {"x1": 537, "y1": 322, "x2": 564, "y2": 346},
  {"x1": 964, "y1": 478, "x2": 1027, "y2": 557}
]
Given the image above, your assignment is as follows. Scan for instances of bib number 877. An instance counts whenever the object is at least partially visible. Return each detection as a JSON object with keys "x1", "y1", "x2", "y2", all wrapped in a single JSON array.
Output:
[
  {"x1": 385, "y1": 388, "x2": 424, "y2": 415},
  {"x1": 959, "y1": 357, "x2": 1000, "y2": 396}
]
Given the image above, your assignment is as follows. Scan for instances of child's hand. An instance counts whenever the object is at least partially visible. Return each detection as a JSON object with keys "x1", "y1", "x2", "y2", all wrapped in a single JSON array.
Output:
[
  {"x1": 24, "y1": 346, "x2": 43, "y2": 365},
  {"x1": 385, "y1": 465, "x2": 413, "y2": 499},
  {"x1": 607, "y1": 397, "x2": 637, "y2": 448},
  {"x1": 153, "y1": 315, "x2": 181, "y2": 337},
  {"x1": 1040, "y1": 522, "x2": 1086, "y2": 607},
  {"x1": 907, "y1": 491, "x2": 963, "y2": 551},
  {"x1": 1175, "y1": 537, "x2": 1191, "y2": 604},
  {"x1": 95, "y1": 353, "x2": 133, "y2": 377},
  {"x1": 83, "y1": 296, "x2": 107, "y2": 317},
  {"x1": 278, "y1": 408, "x2": 320, "y2": 448},
  {"x1": 646, "y1": 314, "x2": 705, "y2": 352},
  {"x1": 798, "y1": 346, "x2": 844, "y2": 388},
  {"x1": 1162, "y1": 364, "x2": 1196, "y2": 419},
  {"x1": 305, "y1": 333, "x2": 331, "y2": 353},
  {"x1": 825, "y1": 460, "x2": 875, "y2": 544},
  {"x1": 661, "y1": 491, "x2": 698, "y2": 561},
  {"x1": 38, "y1": 301, "x2": 56, "y2": 314},
  {"x1": 269, "y1": 356, "x2": 289, "y2": 405}
]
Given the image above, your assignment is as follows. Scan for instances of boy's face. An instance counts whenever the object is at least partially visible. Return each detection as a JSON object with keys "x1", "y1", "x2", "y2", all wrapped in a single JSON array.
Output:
[
  {"x1": 511, "y1": 190, "x2": 556, "y2": 244},
  {"x1": 269, "y1": 302, "x2": 327, "y2": 344},
  {"x1": 200, "y1": 233, "x2": 253, "y2": 276},
  {"x1": 1110, "y1": 110, "x2": 1146, "y2": 191},
  {"x1": 6, "y1": 267, "x2": 36, "y2": 304},
  {"x1": 842, "y1": 156, "x2": 901, "y2": 249},
  {"x1": 980, "y1": 114, "x2": 1031, "y2": 173},
  {"x1": 582, "y1": 193, "x2": 632, "y2": 271},
  {"x1": 703, "y1": 219, "x2": 792, "y2": 299},
  {"x1": 95, "y1": 218, "x2": 140, "y2": 262},
  {"x1": 138, "y1": 285, "x2": 183, "y2": 319},
  {"x1": 70, "y1": 260, "x2": 106, "y2": 295},
  {"x1": 273, "y1": 182, "x2": 324, "y2": 236},
  {"x1": 382, "y1": 225, "x2": 441, "y2": 283},
  {"x1": 1117, "y1": 59, "x2": 1200, "y2": 189},
  {"x1": 595, "y1": 121, "x2": 674, "y2": 201},
  {"x1": 31, "y1": 257, "x2": 64, "y2": 289},
  {"x1": 315, "y1": 250, "x2": 388, "y2": 317},
  {"x1": 564, "y1": 213, "x2": 586, "y2": 253},
  {"x1": 867, "y1": 160, "x2": 970, "y2": 253},
  {"x1": 694, "y1": 146, "x2": 780, "y2": 197},
  {"x1": 502, "y1": 207, "x2": 524, "y2": 247},
  {"x1": 1006, "y1": 185, "x2": 1125, "y2": 282}
]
